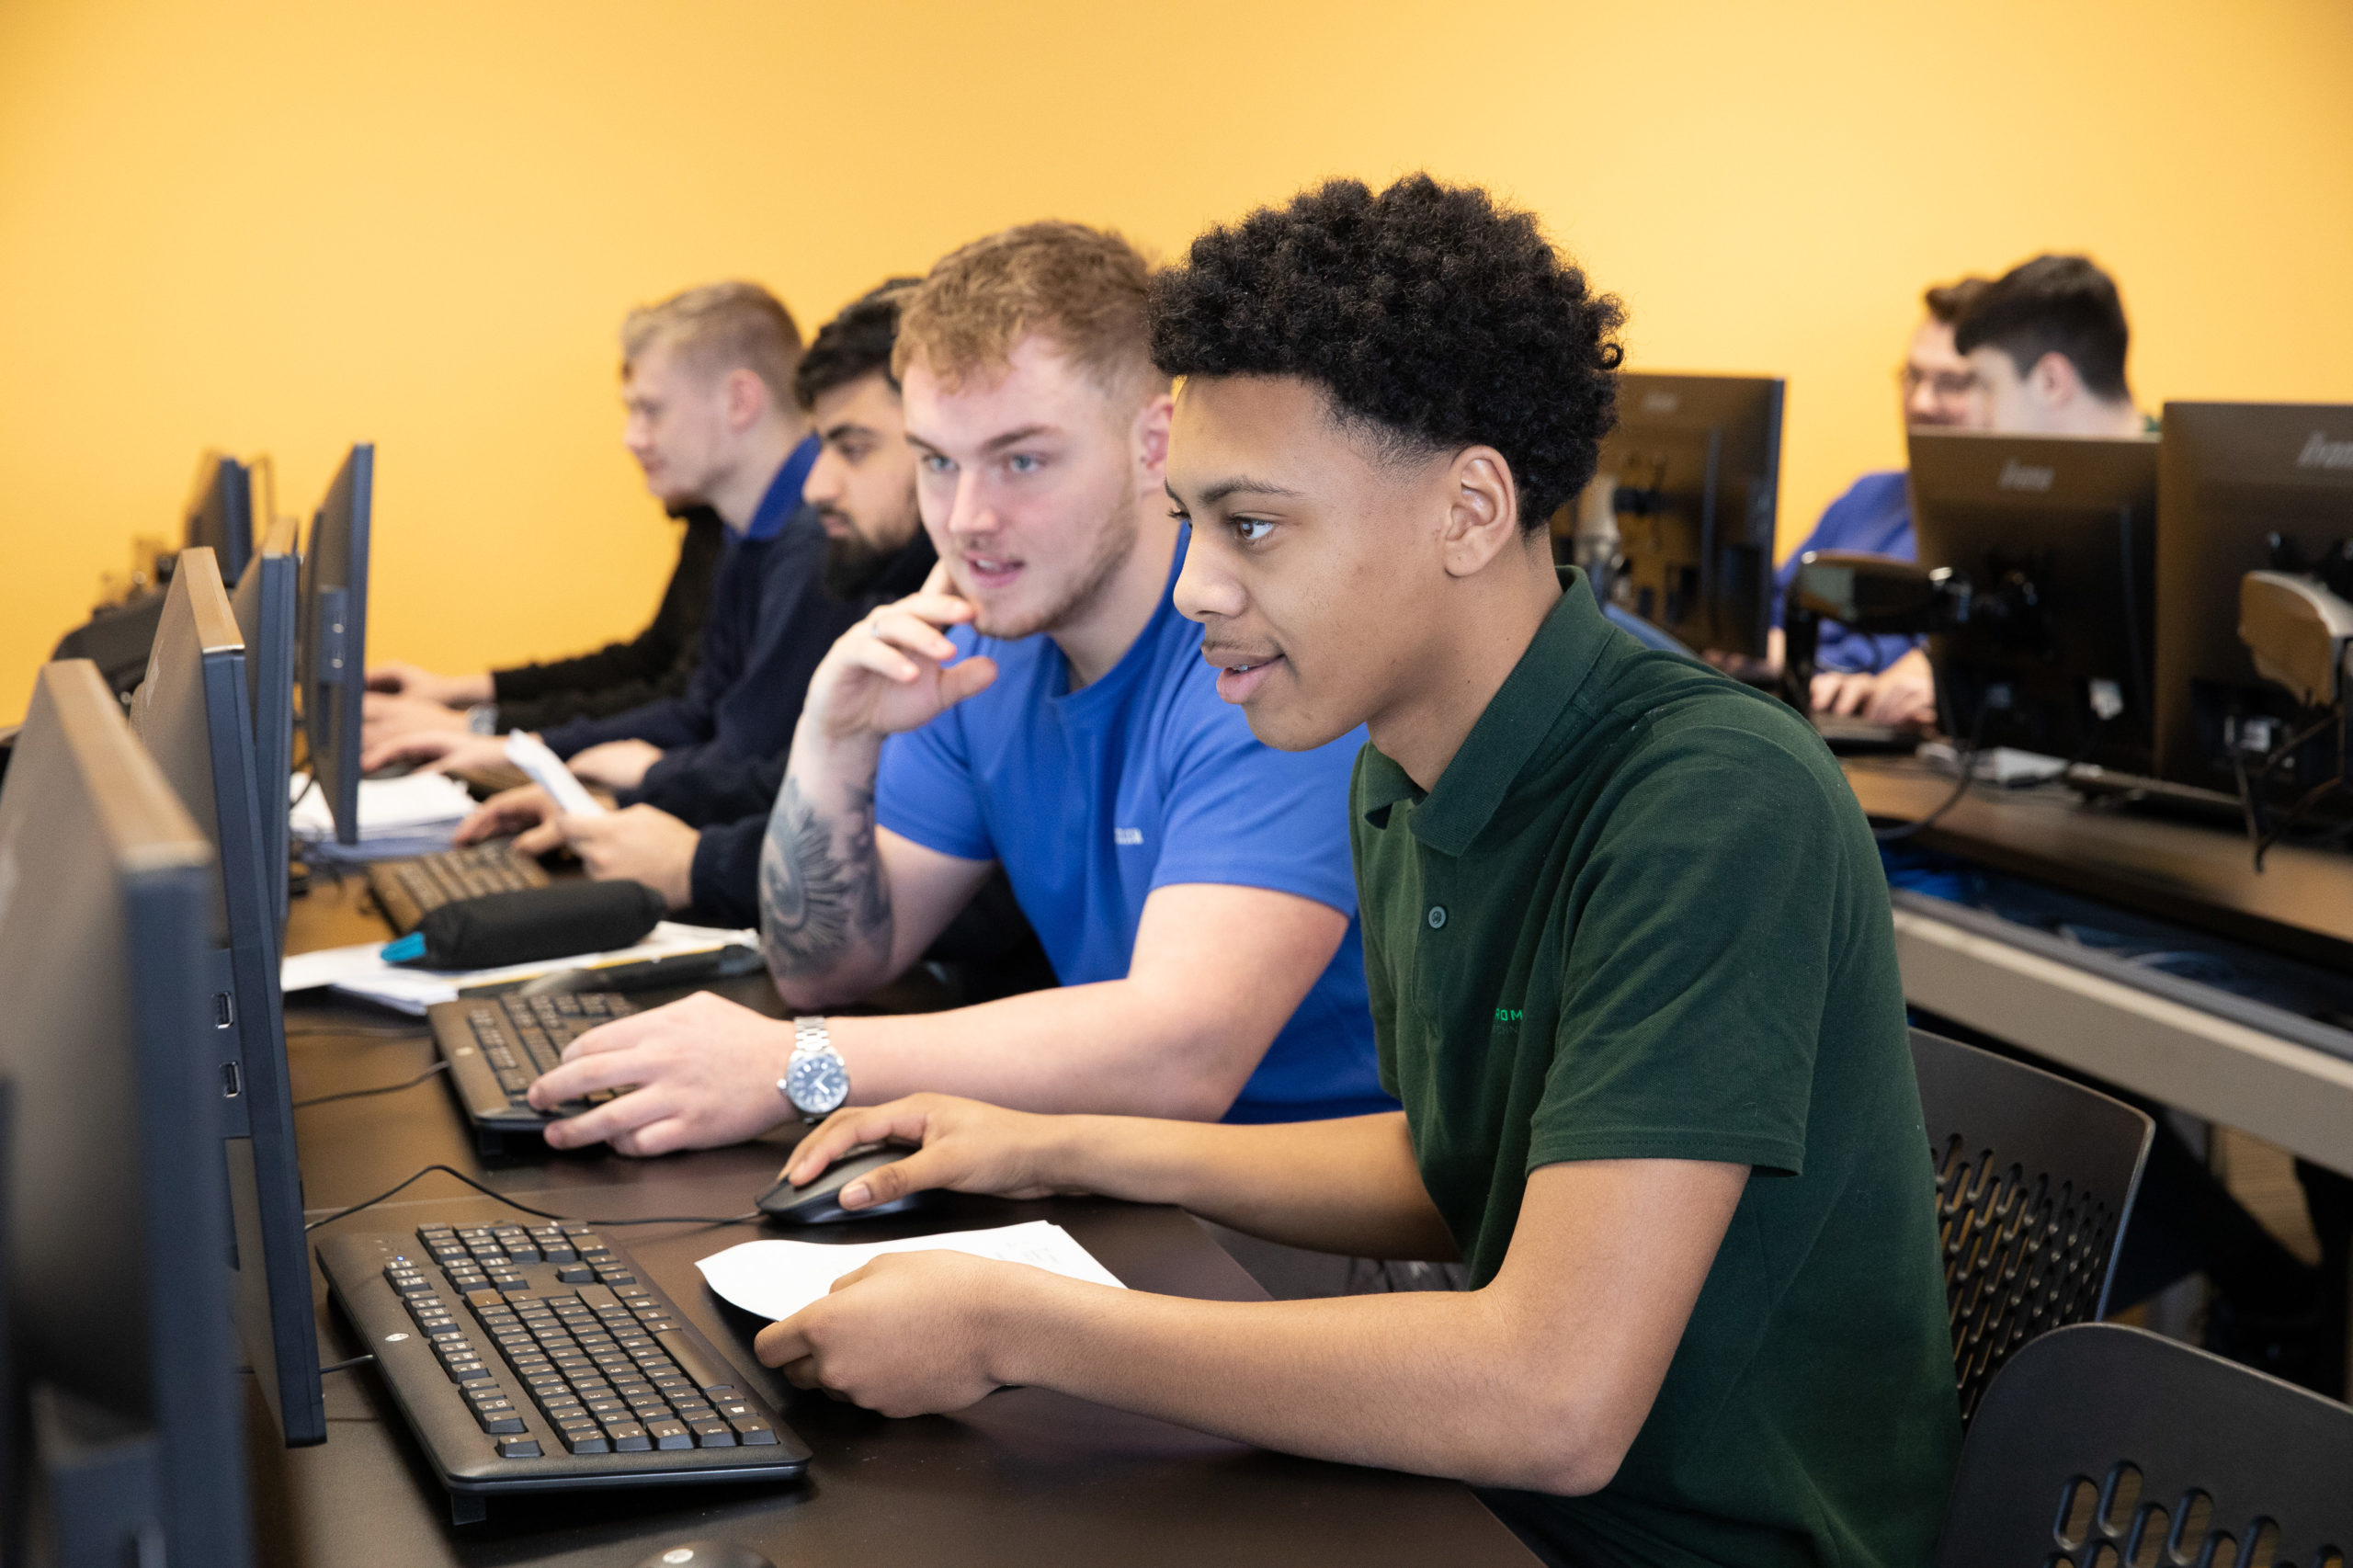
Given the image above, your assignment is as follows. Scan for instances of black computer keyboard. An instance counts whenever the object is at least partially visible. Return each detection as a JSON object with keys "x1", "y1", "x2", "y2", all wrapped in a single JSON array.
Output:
[
  {"x1": 318, "y1": 1221, "x2": 808, "y2": 1514},
  {"x1": 431, "y1": 991, "x2": 637, "y2": 1150},
  {"x1": 368, "y1": 841, "x2": 552, "y2": 934}
]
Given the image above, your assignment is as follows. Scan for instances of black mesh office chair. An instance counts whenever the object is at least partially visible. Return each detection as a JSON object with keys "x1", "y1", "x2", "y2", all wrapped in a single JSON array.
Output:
[
  {"x1": 1911, "y1": 1027, "x2": 2155, "y2": 1423},
  {"x1": 1934, "y1": 1323, "x2": 2353, "y2": 1567}
]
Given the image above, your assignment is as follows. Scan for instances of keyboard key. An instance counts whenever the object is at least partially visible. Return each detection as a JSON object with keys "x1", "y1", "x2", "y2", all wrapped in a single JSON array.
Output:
[
  {"x1": 603, "y1": 1421, "x2": 652, "y2": 1452},
  {"x1": 688, "y1": 1419, "x2": 735, "y2": 1447},
  {"x1": 642, "y1": 1327, "x2": 724, "y2": 1387},
  {"x1": 495, "y1": 1437, "x2": 543, "y2": 1459},
  {"x1": 647, "y1": 1420, "x2": 693, "y2": 1450},
  {"x1": 563, "y1": 1430, "x2": 609, "y2": 1455},
  {"x1": 729, "y1": 1416, "x2": 779, "y2": 1446}
]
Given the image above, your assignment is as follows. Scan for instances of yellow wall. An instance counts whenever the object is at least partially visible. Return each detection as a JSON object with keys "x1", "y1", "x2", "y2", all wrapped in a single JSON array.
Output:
[{"x1": 6, "y1": 0, "x2": 2352, "y2": 722}]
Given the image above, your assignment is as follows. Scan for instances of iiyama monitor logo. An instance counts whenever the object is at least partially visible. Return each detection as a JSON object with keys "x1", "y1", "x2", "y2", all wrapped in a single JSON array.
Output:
[
  {"x1": 1996, "y1": 459, "x2": 2055, "y2": 493},
  {"x1": 2297, "y1": 431, "x2": 2353, "y2": 472}
]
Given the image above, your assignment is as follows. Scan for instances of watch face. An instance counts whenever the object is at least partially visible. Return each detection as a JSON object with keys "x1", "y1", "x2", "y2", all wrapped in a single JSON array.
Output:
[{"x1": 786, "y1": 1052, "x2": 849, "y2": 1116}]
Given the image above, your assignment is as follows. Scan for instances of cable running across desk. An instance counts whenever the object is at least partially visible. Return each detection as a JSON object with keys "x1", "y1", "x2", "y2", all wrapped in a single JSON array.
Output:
[
  {"x1": 292, "y1": 1059, "x2": 450, "y2": 1108},
  {"x1": 303, "y1": 1163, "x2": 760, "y2": 1233}
]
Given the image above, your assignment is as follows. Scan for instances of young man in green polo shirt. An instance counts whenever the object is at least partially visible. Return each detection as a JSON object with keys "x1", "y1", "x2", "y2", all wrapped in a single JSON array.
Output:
[{"x1": 752, "y1": 175, "x2": 1961, "y2": 1567}]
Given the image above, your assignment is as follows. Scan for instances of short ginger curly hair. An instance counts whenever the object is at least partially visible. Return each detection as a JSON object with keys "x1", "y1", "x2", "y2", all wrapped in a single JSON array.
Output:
[{"x1": 1148, "y1": 174, "x2": 1625, "y2": 527}]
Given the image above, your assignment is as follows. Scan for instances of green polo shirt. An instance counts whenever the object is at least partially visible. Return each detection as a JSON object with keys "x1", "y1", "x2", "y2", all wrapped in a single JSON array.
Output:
[{"x1": 1352, "y1": 582, "x2": 1960, "y2": 1568}]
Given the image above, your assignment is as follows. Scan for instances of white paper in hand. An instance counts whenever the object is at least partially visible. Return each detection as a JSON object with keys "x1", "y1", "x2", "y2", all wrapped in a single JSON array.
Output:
[
  {"x1": 505, "y1": 732, "x2": 607, "y2": 818},
  {"x1": 696, "y1": 1221, "x2": 1126, "y2": 1323}
]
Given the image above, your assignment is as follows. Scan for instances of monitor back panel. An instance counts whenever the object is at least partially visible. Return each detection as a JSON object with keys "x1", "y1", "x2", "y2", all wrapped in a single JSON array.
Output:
[
  {"x1": 1910, "y1": 429, "x2": 2160, "y2": 773},
  {"x1": 2155, "y1": 402, "x2": 2353, "y2": 795},
  {"x1": 1595, "y1": 373, "x2": 1783, "y2": 656}
]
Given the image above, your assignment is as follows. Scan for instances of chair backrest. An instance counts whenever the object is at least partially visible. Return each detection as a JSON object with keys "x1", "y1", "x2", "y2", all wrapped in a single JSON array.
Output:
[
  {"x1": 1935, "y1": 1323, "x2": 2353, "y2": 1567},
  {"x1": 1911, "y1": 1027, "x2": 2154, "y2": 1423}
]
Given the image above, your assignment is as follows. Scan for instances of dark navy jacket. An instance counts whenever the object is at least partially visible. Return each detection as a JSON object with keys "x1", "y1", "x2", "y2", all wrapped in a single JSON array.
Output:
[
  {"x1": 635, "y1": 529, "x2": 938, "y2": 927},
  {"x1": 539, "y1": 438, "x2": 855, "y2": 791}
]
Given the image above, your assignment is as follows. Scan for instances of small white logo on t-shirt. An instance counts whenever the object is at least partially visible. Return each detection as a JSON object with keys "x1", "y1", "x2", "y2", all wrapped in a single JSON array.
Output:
[{"x1": 1113, "y1": 827, "x2": 1144, "y2": 846}]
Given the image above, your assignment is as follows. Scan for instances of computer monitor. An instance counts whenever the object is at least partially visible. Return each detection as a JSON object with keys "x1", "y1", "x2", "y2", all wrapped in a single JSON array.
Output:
[
  {"x1": 184, "y1": 452, "x2": 256, "y2": 587},
  {"x1": 129, "y1": 549, "x2": 324, "y2": 1447},
  {"x1": 1907, "y1": 428, "x2": 2160, "y2": 771},
  {"x1": 233, "y1": 517, "x2": 300, "y2": 934},
  {"x1": 2154, "y1": 402, "x2": 2353, "y2": 801},
  {"x1": 0, "y1": 659, "x2": 253, "y2": 1568},
  {"x1": 299, "y1": 443, "x2": 373, "y2": 846},
  {"x1": 1574, "y1": 372, "x2": 1783, "y2": 656}
]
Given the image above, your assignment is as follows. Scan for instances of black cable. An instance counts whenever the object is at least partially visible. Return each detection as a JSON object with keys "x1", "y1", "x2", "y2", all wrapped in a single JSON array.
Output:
[
  {"x1": 238, "y1": 1354, "x2": 374, "y2": 1375},
  {"x1": 303, "y1": 1163, "x2": 760, "y2": 1233},
  {"x1": 292, "y1": 1059, "x2": 449, "y2": 1109},
  {"x1": 1876, "y1": 700, "x2": 1990, "y2": 842}
]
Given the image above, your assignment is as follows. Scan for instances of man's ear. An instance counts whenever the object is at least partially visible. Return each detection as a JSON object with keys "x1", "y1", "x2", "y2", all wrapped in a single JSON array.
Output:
[
  {"x1": 1439, "y1": 446, "x2": 1521, "y2": 580},
  {"x1": 2028, "y1": 350, "x2": 2084, "y2": 411},
  {"x1": 723, "y1": 367, "x2": 769, "y2": 433},
  {"x1": 1134, "y1": 391, "x2": 1175, "y2": 483}
]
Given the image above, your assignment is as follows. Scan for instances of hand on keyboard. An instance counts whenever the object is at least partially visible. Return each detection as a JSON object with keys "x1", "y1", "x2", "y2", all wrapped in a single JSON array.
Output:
[{"x1": 528, "y1": 991, "x2": 798, "y2": 1157}]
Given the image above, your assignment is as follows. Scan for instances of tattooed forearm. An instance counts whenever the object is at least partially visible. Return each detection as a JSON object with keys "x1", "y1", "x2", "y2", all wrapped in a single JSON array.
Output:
[{"x1": 760, "y1": 775, "x2": 892, "y2": 982}]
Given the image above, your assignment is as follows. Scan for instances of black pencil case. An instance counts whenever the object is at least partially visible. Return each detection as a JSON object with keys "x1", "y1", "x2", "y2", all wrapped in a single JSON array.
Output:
[{"x1": 398, "y1": 881, "x2": 666, "y2": 970}]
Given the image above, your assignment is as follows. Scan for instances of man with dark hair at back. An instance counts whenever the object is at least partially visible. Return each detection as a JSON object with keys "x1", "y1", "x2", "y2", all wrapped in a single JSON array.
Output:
[
  {"x1": 449, "y1": 281, "x2": 942, "y2": 928},
  {"x1": 1730, "y1": 276, "x2": 1991, "y2": 726},
  {"x1": 1778, "y1": 256, "x2": 2148, "y2": 724},
  {"x1": 365, "y1": 280, "x2": 858, "y2": 796},
  {"x1": 1955, "y1": 254, "x2": 2148, "y2": 437},
  {"x1": 741, "y1": 176, "x2": 1961, "y2": 1568}
]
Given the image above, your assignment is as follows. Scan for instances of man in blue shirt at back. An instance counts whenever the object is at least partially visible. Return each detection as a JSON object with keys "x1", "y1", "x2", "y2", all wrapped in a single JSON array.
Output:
[
  {"x1": 1754, "y1": 276, "x2": 1988, "y2": 724},
  {"x1": 524, "y1": 222, "x2": 1392, "y2": 1156},
  {"x1": 363, "y1": 280, "x2": 856, "y2": 799}
]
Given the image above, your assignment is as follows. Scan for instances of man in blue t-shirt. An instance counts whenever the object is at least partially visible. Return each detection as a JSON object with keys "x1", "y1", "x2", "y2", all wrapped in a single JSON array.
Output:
[
  {"x1": 1754, "y1": 276, "x2": 1989, "y2": 725},
  {"x1": 523, "y1": 222, "x2": 1392, "y2": 1156}
]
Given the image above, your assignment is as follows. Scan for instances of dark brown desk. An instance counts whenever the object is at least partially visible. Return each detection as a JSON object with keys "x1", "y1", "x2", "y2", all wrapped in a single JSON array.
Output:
[
  {"x1": 264, "y1": 870, "x2": 1535, "y2": 1566},
  {"x1": 1843, "y1": 756, "x2": 2353, "y2": 970},
  {"x1": 1841, "y1": 756, "x2": 2353, "y2": 1182}
]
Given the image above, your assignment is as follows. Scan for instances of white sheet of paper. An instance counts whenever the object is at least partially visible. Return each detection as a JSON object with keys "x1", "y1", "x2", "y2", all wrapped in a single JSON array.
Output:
[
  {"x1": 289, "y1": 770, "x2": 477, "y2": 838},
  {"x1": 504, "y1": 732, "x2": 608, "y2": 818},
  {"x1": 696, "y1": 1221, "x2": 1126, "y2": 1323},
  {"x1": 278, "y1": 921, "x2": 754, "y2": 1012}
]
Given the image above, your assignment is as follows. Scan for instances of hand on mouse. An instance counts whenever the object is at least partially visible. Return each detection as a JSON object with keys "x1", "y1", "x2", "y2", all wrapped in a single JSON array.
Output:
[
  {"x1": 754, "y1": 1249, "x2": 1052, "y2": 1417},
  {"x1": 780, "y1": 1095, "x2": 1085, "y2": 1212}
]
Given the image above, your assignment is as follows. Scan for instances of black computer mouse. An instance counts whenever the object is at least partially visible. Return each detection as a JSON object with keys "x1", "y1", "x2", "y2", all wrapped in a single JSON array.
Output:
[
  {"x1": 632, "y1": 1542, "x2": 774, "y2": 1568},
  {"x1": 756, "y1": 1140, "x2": 930, "y2": 1224}
]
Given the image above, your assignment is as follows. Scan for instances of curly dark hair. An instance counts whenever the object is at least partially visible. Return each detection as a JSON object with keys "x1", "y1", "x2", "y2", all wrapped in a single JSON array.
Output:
[
  {"x1": 1149, "y1": 175, "x2": 1625, "y2": 527},
  {"x1": 793, "y1": 276, "x2": 923, "y2": 411}
]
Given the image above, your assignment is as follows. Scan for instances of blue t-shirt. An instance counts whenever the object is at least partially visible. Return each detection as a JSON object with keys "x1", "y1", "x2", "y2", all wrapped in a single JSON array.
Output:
[
  {"x1": 875, "y1": 544, "x2": 1394, "y2": 1124},
  {"x1": 1770, "y1": 470, "x2": 1921, "y2": 674}
]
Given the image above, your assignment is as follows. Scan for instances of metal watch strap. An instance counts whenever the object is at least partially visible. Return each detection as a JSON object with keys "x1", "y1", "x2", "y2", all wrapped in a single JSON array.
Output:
[{"x1": 779, "y1": 1015, "x2": 845, "y2": 1122}]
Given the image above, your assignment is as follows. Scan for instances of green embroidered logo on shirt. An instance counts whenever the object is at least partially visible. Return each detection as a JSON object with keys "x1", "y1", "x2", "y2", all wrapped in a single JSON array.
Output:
[{"x1": 1493, "y1": 1007, "x2": 1524, "y2": 1025}]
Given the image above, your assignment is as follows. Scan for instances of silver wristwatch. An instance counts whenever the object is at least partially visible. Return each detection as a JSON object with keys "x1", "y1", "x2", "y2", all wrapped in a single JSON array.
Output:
[{"x1": 779, "y1": 1016, "x2": 849, "y2": 1123}]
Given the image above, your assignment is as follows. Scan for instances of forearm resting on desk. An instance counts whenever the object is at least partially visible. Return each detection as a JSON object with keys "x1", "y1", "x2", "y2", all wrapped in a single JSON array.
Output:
[{"x1": 756, "y1": 1157, "x2": 1745, "y2": 1495}]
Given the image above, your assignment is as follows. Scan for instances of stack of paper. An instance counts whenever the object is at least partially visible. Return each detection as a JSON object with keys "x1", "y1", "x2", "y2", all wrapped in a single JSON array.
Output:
[
  {"x1": 280, "y1": 921, "x2": 756, "y2": 1013},
  {"x1": 697, "y1": 1221, "x2": 1127, "y2": 1323},
  {"x1": 289, "y1": 770, "x2": 478, "y2": 861}
]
